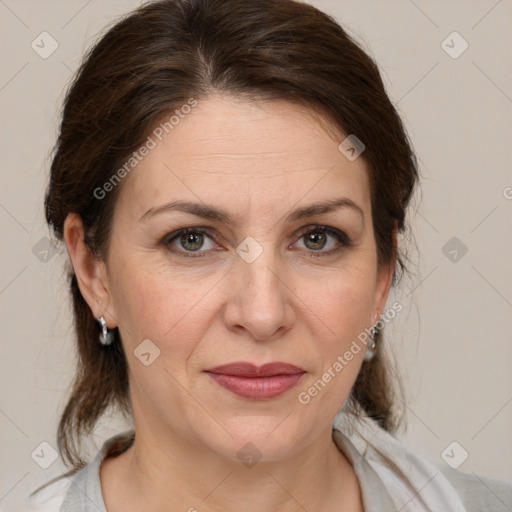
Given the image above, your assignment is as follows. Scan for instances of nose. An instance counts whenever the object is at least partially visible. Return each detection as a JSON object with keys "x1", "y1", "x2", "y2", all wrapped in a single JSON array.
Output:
[{"x1": 222, "y1": 245, "x2": 295, "y2": 342}]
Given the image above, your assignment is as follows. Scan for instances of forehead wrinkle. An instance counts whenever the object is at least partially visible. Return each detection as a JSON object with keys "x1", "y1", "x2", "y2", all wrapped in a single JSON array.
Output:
[
  {"x1": 184, "y1": 150, "x2": 302, "y2": 158},
  {"x1": 166, "y1": 161, "x2": 341, "y2": 180}
]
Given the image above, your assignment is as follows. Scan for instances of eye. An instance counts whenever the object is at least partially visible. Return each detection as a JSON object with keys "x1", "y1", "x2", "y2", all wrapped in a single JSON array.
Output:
[
  {"x1": 292, "y1": 225, "x2": 351, "y2": 257},
  {"x1": 163, "y1": 228, "x2": 218, "y2": 257},
  {"x1": 162, "y1": 225, "x2": 351, "y2": 259}
]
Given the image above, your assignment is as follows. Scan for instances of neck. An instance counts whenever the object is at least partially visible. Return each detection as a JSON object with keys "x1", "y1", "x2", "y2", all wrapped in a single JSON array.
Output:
[{"x1": 100, "y1": 423, "x2": 362, "y2": 512}]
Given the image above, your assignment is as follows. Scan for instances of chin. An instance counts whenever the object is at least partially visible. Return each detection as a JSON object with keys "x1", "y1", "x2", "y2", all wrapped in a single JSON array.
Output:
[{"x1": 195, "y1": 414, "x2": 312, "y2": 464}]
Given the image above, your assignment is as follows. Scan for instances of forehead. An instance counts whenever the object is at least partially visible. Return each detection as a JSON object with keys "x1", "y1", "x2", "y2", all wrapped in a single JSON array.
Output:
[{"x1": 117, "y1": 94, "x2": 371, "y2": 221}]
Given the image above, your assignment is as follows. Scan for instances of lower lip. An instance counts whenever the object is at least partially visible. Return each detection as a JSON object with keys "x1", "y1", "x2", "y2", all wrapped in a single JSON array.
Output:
[{"x1": 206, "y1": 372, "x2": 305, "y2": 400}]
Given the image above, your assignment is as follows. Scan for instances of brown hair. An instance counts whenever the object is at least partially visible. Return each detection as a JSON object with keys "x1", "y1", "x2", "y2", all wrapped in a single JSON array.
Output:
[{"x1": 45, "y1": 0, "x2": 418, "y2": 471}]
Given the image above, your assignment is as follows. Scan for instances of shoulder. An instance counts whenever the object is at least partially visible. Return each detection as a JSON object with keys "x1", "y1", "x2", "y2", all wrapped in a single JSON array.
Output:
[
  {"x1": 12, "y1": 430, "x2": 135, "y2": 512},
  {"x1": 8, "y1": 474, "x2": 73, "y2": 512},
  {"x1": 429, "y1": 459, "x2": 512, "y2": 512}
]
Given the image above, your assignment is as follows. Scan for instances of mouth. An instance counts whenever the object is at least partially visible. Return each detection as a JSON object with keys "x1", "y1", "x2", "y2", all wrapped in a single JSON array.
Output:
[{"x1": 204, "y1": 362, "x2": 306, "y2": 400}]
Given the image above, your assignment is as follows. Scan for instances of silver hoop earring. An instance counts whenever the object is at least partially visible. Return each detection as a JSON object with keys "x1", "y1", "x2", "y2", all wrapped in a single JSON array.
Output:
[
  {"x1": 97, "y1": 316, "x2": 114, "y2": 345},
  {"x1": 364, "y1": 327, "x2": 378, "y2": 362}
]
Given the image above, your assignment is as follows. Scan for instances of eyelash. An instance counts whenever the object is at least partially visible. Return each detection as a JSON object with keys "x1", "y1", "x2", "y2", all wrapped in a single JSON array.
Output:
[{"x1": 161, "y1": 225, "x2": 352, "y2": 259}]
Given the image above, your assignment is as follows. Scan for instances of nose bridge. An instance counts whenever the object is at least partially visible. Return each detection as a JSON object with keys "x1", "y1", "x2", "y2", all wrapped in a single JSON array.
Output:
[
  {"x1": 239, "y1": 240, "x2": 280, "y2": 298},
  {"x1": 226, "y1": 236, "x2": 292, "y2": 340}
]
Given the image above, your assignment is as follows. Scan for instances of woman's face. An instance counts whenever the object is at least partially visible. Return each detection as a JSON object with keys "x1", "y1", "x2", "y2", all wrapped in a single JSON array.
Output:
[{"x1": 93, "y1": 94, "x2": 393, "y2": 462}]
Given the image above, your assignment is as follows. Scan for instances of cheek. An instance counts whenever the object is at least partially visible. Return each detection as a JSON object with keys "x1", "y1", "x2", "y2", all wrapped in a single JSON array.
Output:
[
  {"x1": 295, "y1": 270, "x2": 376, "y2": 410},
  {"x1": 303, "y1": 263, "x2": 376, "y2": 339},
  {"x1": 110, "y1": 259, "x2": 216, "y2": 355}
]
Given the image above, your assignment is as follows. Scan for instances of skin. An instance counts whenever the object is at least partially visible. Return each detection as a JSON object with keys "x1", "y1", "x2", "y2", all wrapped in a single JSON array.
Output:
[{"x1": 64, "y1": 93, "x2": 396, "y2": 512}]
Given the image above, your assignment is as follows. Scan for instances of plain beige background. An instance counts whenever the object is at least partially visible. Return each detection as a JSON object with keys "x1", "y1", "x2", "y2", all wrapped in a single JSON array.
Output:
[{"x1": 1, "y1": 0, "x2": 511, "y2": 508}]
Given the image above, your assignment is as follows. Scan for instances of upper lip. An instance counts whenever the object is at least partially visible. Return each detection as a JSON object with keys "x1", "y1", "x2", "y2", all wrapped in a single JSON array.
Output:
[{"x1": 204, "y1": 362, "x2": 305, "y2": 377}]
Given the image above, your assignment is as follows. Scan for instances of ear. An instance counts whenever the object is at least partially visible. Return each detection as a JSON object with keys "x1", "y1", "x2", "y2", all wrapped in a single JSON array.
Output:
[
  {"x1": 372, "y1": 222, "x2": 397, "y2": 322},
  {"x1": 63, "y1": 213, "x2": 117, "y2": 328}
]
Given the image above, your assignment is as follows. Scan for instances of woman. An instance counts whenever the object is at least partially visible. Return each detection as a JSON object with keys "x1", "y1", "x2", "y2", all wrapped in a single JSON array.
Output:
[{"x1": 19, "y1": 0, "x2": 511, "y2": 510}]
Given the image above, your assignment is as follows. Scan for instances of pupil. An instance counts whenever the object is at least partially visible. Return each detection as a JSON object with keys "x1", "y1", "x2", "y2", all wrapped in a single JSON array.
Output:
[
  {"x1": 182, "y1": 232, "x2": 203, "y2": 251},
  {"x1": 306, "y1": 231, "x2": 326, "y2": 250}
]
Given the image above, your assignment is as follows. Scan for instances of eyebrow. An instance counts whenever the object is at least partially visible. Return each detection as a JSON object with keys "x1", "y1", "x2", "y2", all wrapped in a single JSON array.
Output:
[{"x1": 138, "y1": 197, "x2": 364, "y2": 225}]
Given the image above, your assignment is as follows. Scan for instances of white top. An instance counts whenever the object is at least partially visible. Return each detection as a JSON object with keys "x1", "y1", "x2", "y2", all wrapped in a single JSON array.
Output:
[{"x1": 12, "y1": 412, "x2": 512, "y2": 511}]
